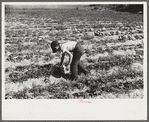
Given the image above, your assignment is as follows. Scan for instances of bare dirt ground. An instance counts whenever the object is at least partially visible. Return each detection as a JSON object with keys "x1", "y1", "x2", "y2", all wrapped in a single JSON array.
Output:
[{"x1": 5, "y1": 6, "x2": 144, "y2": 99}]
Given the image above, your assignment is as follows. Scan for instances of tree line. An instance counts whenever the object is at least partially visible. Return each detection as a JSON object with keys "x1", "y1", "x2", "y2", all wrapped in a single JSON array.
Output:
[{"x1": 89, "y1": 4, "x2": 143, "y2": 13}]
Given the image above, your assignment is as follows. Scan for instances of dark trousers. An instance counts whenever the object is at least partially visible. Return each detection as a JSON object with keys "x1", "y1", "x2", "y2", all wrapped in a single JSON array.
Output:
[{"x1": 70, "y1": 42, "x2": 88, "y2": 80}]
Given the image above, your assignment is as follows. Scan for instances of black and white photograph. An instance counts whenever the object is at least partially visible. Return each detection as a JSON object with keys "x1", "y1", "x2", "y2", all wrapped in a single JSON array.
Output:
[{"x1": 2, "y1": 2, "x2": 147, "y2": 120}]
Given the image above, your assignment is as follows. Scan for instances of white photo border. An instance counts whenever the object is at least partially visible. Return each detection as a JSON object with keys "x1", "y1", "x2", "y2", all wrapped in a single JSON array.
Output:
[{"x1": 2, "y1": 2, "x2": 147, "y2": 120}]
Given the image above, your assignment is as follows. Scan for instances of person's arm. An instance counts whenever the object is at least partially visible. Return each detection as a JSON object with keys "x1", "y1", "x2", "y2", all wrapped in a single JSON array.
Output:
[
  {"x1": 64, "y1": 49, "x2": 73, "y2": 66},
  {"x1": 60, "y1": 53, "x2": 65, "y2": 66}
]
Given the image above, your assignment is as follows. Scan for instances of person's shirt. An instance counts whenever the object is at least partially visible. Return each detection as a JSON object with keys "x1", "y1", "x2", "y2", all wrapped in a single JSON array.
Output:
[{"x1": 61, "y1": 41, "x2": 77, "y2": 53}]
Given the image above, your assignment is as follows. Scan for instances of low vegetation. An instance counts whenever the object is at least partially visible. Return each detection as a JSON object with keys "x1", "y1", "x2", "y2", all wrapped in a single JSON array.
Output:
[{"x1": 5, "y1": 5, "x2": 144, "y2": 99}]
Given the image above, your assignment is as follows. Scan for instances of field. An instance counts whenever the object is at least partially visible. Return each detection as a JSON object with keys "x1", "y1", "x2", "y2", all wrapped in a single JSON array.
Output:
[{"x1": 5, "y1": 5, "x2": 144, "y2": 99}]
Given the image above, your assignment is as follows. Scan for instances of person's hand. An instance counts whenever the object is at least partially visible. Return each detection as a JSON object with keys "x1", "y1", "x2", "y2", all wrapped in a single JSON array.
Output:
[
  {"x1": 58, "y1": 64, "x2": 62, "y2": 68},
  {"x1": 65, "y1": 65, "x2": 70, "y2": 71},
  {"x1": 55, "y1": 63, "x2": 60, "y2": 67}
]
